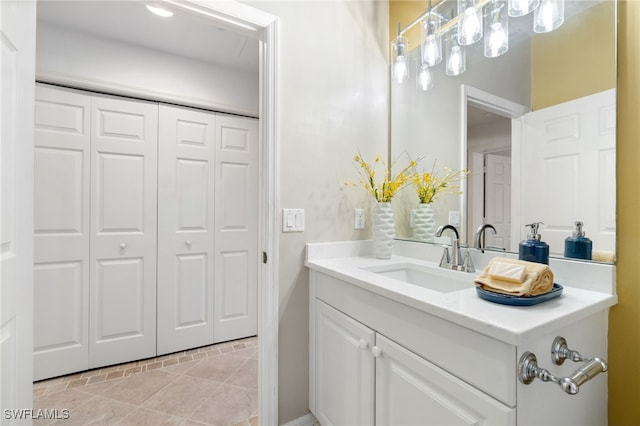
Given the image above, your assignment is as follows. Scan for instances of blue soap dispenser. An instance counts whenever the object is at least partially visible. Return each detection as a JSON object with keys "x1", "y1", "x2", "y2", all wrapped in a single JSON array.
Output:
[
  {"x1": 519, "y1": 222, "x2": 550, "y2": 264},
  {"x1": 564, "y1": 221, "x2": 593, "y2": 260}
]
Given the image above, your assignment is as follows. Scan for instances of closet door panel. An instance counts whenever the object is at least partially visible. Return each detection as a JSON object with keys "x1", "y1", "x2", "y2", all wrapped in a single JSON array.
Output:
[
  {"x1": 33, "y1": 84, "x2": 90, "y2": 380},
  {"x1": 89, "y1": 95, "x2": 157, "y2": 368},
  {"x1": 157, "y1": 105, "x2": 215, "y2": 355},
  {"x1": 214, "y1": 114, "x2": 258, "y2": 342}
]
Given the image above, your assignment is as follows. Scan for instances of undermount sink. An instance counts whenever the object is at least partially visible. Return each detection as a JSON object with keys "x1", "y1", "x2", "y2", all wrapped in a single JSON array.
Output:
[{"x1": 362, "y1": 262, "x2": 473, "y2": 293}]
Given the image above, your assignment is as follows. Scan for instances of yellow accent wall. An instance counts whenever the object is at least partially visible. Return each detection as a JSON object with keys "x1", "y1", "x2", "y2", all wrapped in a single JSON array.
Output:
[
  {"x1": 531, "y1": 1, "x2": 616, "y2": 110},
  {"x1": 388, "y1": 0, "x2": 640, "y2": 423},
  {"x1": 610, "y1": 2, "x2": 640, "y2": 424}
]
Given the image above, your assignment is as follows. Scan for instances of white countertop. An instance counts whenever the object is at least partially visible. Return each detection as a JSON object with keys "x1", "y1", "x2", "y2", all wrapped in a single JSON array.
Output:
[{"x1": 306, "y1": 252, "x2": 617, "y2": 346}]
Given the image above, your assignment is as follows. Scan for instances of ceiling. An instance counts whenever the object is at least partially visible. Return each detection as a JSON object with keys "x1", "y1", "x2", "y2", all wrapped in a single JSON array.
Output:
[{"x1": 36, "y1": 0, "x2": 259, "y2": 73}]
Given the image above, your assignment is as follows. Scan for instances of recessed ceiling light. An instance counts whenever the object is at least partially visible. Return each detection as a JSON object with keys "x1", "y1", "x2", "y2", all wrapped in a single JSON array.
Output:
[{"x1": 146, "y1": 4, "x2": 174, "y2": 18}]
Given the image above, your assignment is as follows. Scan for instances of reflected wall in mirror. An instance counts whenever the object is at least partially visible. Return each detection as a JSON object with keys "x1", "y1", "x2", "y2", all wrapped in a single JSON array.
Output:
[{"x1": 390, "y1": 0, "x2": 616, "y2": 263}]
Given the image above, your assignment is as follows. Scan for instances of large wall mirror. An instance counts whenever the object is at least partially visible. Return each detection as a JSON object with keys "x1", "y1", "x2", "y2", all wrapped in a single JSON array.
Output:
[{"x1": 390, "y1": 0, "x2": 616, "y2": 264}]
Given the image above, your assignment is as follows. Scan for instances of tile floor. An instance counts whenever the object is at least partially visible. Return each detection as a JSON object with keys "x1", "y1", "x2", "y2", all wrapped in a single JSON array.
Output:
[{"x1": 33, "y1": 337, "x2": 258, "y2": 426}]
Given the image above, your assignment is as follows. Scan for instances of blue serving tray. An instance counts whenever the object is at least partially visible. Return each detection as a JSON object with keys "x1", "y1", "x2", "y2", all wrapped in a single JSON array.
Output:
[{"x1": 476, "y1": 283, "x2": 563, "y2": 306}]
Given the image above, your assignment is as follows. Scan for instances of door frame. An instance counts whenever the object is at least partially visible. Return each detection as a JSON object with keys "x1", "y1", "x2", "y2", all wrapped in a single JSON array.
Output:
[
  {"x1": 460, "y1": 85, "x2": 528, "y2": 247},
  {"x1": 35, "y1": 0, "x2": 280, "y2": 423}
]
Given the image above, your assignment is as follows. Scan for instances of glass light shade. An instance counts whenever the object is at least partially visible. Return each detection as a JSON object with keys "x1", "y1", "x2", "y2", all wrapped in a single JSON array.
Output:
[
  {"x1": 484, "y1": 0, "x2": 509, "y2": 58},
  {"x1": 508, "y1": 0, "x2": 539, "y2": 17},
  {"x1": 457, "y1": 0, "x2": 483, "y2": 46},
  {"x1": 534, "y1": 0, "x2": 564, "y2": 33},
  {"x1": 392, "y1": 35, "x2": 410, "y2": 83},
  {"x1": 446, "y1": 31, "x2": 466, "y2": 76},
  {"x1": 417, "y1": 65, "x2": 434, "y2": 91},
  {"x1": 421, "y1": 14, "x2": 442, "y2": 67}
]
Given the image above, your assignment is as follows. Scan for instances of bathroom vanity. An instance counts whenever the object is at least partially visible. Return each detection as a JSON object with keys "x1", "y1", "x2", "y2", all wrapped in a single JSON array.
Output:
[{"x1": 306, "y1": 241, "x2": 616, "y2": 426}]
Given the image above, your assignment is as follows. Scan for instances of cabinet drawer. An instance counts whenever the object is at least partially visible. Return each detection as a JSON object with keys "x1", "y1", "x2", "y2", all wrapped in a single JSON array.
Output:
[{"x1": 314, "y1": 271, "x2": 516, "y2": 406}]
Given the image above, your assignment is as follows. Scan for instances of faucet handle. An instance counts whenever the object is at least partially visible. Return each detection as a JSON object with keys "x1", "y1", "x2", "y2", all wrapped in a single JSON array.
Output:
[
  {"x1": 463, "y1": 250, "x2": 475, "y2": 272},
  {"x1": 439, "y1": 246, "x2": 451, "y2": 268}
]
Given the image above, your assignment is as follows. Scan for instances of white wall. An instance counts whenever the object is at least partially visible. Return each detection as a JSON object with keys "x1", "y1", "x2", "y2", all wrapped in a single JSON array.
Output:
[
  {"x1": 36, "y1": 22, "x2": 259, "y2": 116},
  {"x1": 468, "y1": 117, "x2": 511, "y2": 152},
  {"x1": 243, "y1": 1, "x2": 389, "y2": 422}
]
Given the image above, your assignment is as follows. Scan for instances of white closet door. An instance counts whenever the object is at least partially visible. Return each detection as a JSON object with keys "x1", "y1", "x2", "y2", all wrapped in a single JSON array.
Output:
[
  {"x1": 214, "y1": 114, "x2": 258, "y2": 342},
  {"x1": 33, "y1": 84, "x2": 91, "y2": 380},
  {"x1": 157, "y1": 105, "x2": 215, "y2": 355},
  {"x1": 89, "y1": 95, "x2": 158, "y2": 368}
]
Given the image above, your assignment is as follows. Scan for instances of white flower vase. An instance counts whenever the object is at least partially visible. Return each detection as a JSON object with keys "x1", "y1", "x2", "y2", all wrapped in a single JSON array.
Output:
[
  {"x1": 414, "y1": 202, "x2": 436, "y2": 243},
  {"x1": 373, "y1": 202, "x2": 395, "y2": 259}
]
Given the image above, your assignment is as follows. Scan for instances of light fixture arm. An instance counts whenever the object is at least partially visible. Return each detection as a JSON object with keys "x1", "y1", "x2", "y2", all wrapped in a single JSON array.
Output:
[{"x1": 399, "y1": 0, "x2": 493, "y2": 37}]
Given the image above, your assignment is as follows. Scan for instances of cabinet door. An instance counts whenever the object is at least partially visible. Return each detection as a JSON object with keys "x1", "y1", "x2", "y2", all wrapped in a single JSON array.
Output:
[
  {"x1": 89, "y1": 95, "x2": 158, "y2": 368},
  {"x1": 315, "y1": 301, "x2": 375, "y2": 426},
  {"x1": 375, "y1": 334, "x2": 514, "y2": 426},
  {"x1": 157, "y1": 104, "x2": 215, "y2": 355},
  {"x1": 33, "y1": 84, "x2": 91, "y2": 380},
  {"x1": 213, "y1": 114, "x2": 258, "y2": 342}
]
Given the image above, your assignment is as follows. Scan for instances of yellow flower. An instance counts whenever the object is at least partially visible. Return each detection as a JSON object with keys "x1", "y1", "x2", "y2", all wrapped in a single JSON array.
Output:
[
  {"x1": 411, "y1": 160, "x2": 468, "y2": 204},
  {"x1": 348, "y1": 151, "x2": 419, "y2": 202}
]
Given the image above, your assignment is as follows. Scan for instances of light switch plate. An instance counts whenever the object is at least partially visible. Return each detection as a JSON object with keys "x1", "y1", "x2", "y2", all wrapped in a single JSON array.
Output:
[
  {"x1": 283, "y1": 209, "x2": 305, "y2": 232},
  {"x1": 449, "y1": 210, "x2": 461, "y2": 227},
  {"x1": 354, "y1": 209, "x2": 365, "y2": 229}
]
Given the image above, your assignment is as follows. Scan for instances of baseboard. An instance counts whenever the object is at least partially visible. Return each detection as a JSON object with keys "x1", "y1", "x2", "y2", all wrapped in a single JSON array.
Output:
[{"x1": 280, "y1": 412, "x2": 318, "y2": 426}]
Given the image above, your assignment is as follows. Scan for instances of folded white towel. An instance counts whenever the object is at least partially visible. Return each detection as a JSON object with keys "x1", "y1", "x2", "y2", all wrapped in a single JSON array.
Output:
[
  {"x1": 488, "y1": 261, "x2": 527, "y2": 283},
  {"x1": 474, "y1": 257, "x2": 554, "y2": 296}
]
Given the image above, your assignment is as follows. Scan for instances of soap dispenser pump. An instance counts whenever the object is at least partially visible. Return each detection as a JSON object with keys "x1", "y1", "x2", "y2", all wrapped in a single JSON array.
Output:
[
  {"x1": 519, "y1": 222, "x2": 549, "y2": 264},
  {"x1": 564, "y1": 221, "x2": 593, "y2": 260}
]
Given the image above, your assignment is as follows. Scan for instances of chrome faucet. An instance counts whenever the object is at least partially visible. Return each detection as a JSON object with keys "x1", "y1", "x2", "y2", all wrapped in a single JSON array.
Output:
[
  {"x1": 435, "y1": 225, "x2": 475, "y2": 272},
  {"x1": 474, "y1": 224, "x2": 497, "y2": 252}
]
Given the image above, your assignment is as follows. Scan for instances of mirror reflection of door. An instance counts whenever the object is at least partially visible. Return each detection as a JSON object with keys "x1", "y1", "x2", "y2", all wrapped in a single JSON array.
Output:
[{"x1": 466, "y1": 105, "x2": 511, "y2": 250}]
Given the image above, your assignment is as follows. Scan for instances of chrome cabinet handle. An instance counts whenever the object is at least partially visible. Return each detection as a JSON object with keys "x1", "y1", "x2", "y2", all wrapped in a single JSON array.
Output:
[
  {"x1": 119, "y1": 243, "x2": 127, "y2": 250},
  {"x1": 371, "y1": 346, "x2": 382, "y2": 358}
]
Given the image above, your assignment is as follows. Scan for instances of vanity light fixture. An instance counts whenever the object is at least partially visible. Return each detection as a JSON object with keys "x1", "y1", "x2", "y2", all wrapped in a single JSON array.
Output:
[
  {"x1": 418, "y1": 64, "x2": 435, "y2": 91},
  {"x1": 484, "y1": 0, "x2": 509, "y2": 58},
  {"x1": 392, "y1": 0, "x2": 564, "y2": 89},
  {"x1": 392, "y1": 24, "x2": 410, "y2": 84},
  {"x1": 458, "y1": 0, "x2": 483, "y2": 45},
  {"x1": 508, "y1": 0, "x2": 540, "y2": 16},
  {"x1": 534, "y1": 0, "x2": 565, "y2": 33},
  {"x1": 446, "y1": 30, "x2": 466, "y2": 75},
  {"x1": 421, "y1": 5, "x2": 443, "y2": 67},
  {"x1": 146, "y1": 4, "x2": 174, "y2": 18}
]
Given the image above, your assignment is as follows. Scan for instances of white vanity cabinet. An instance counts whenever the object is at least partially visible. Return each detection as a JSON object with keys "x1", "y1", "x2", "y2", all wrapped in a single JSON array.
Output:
[
  {"x1": 309, "y1": 265, "x2": 611, "y2": 426},
  {"x1": 314, "y1": 300, "x2": 375, "y2": 426},
  {"x1": 310, "y1": 271, "x2": 515, "y2": 426}
]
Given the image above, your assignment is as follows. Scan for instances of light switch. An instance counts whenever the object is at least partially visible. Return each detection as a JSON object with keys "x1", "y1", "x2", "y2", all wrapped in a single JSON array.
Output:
[
  {"x1": 354, "y1": 209, "x2": 365, "y2": 229},
  {"x1": 282, "y1": 209, "x2": 305, "y2": 232},
  {"x1": 449, "y1": 211, "x2": 461, "y2": 227}
]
